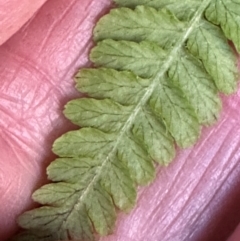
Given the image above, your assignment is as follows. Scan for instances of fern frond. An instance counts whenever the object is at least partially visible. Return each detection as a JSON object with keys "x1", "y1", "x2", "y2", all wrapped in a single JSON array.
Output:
[{"x1": 13, "y1": 1, "x2": 240, "y2": 240}]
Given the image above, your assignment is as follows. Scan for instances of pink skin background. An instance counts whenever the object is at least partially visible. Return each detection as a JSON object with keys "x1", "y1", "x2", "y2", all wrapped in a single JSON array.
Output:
[
  {"x1": 0, "y1": 0, "x2": 48, "y2": 45},
  {"x1": 1, "y1": 0, "x2": 240, "y2": 240}
]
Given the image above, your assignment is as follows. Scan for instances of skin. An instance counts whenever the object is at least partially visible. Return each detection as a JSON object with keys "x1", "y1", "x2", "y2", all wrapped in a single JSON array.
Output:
[
  {"x1": 0, "y1": 0, "x2": 48, "y2": 45},
  {"x1": 1, "y1": 0, "x2": 240, "y2": 240}
]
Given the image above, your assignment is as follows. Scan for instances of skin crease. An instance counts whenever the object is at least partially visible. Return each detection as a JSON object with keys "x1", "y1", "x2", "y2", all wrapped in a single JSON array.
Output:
[
  {"x1": 0, "y1": 0, "x2": 48, "y2": 45},
  {"x1": 1, "y1": 0, "x2": 240, "y2": 240}
]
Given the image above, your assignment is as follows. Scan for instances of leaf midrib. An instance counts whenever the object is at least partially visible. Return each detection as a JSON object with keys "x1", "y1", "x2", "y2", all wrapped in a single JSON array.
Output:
[{"x1": 59, "y1": 0, "x2": 212, "y2": 235}]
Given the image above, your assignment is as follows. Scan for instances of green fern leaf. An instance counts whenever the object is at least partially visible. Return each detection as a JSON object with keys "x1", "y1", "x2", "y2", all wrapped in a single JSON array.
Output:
[{"x1": 13, "y1": 1, "x2": 240, "y2": 240}]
